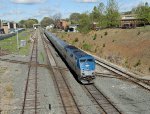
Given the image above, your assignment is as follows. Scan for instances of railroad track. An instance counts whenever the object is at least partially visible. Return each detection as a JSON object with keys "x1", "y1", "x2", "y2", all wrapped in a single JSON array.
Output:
[
  {"x1": 82, "y1": 84, "x2": 122, "y2": 114},
  {"x1": 41, "y1": 31, "x2": 82, "y2": 114},
  {"x1": 95, "y1": 59, "x2": 150, "y2": 91},
  {"x1": 21, "y1": 30, "x2": 39, "y2": 114},
  {"x1": 43, "y1": 30, "x2": 124, "y2": 114}
]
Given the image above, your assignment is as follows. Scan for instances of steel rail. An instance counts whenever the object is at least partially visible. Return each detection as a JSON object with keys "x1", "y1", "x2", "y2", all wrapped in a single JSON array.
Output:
[
  {"x1": 41, "y1": 31, "x2": 82, "y2": 114},
  {"x1": 83, "y1": 84, "x2": 122, "y2": 114},
  {"x1": 96, "y1": 59, "x2": 150, "y2": 91},
  {"x1": 21, "y1": 31, "x2": 38, "y2": 114}
]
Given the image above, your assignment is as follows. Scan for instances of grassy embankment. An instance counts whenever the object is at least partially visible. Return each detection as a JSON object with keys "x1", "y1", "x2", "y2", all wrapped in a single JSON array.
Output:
[
  {"x1": 55, "y1": 26, "x2": 150, "y2": 76},
  {"x1": 0, "y1": 30, "x2": 31, "y2": 55}
]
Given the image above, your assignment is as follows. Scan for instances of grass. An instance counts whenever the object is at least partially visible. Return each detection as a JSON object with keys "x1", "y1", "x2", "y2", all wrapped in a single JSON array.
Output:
[
  {"x1": 6, "y1": 84, "x2": 13, "y2": 92},
  {"x1": 0, "y1": 30, "x2": 31, "y2": 55},
  {"x1": 40, "y1": 52, "x2": 44, "y2": 62},
  {"x1": 82, "y1": 43, "x2": 92, "y2": 51},
  {"x1": 138, "y1": 25, "x2": 150, "y2": 32},
  {"x1": 0, "y1": 67, "x2": 7, "y2": 74}
]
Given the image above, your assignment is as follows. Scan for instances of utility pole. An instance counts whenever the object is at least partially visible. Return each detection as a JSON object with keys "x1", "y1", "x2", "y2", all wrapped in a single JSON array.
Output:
[
  {"x1": 16, "y1": 27, "x2": 19, "y2": 50},
  {"x1": 16, "y1": 5, "x2": 19, "y2": 52}
]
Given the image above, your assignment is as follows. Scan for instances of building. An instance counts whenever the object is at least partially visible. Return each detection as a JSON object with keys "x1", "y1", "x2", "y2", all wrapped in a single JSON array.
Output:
[
  {"x1": 0, "y1": 19, "x2": 5, "y2": 34},
  {"x1": 120, "y1": 14, "x2": 146, "y2": 28},
  {"x1": 33, "y1": 24, "x2": 40, "y2": 30},
  {"x1": 46, "y1": 24, "x2": 54, "y2": 30},
  {"x1": 68, "y1": 24, "x2": 79, "y2": 32},
  {"x1": 0, "y1": 20, "x2": 17, "y2": 34},
  {"x1": 56, "y1": 20, "x2": 70, "y2": 30},
  {"x1": 91, "y1": 22, "x2": 101, "y2": 31}
]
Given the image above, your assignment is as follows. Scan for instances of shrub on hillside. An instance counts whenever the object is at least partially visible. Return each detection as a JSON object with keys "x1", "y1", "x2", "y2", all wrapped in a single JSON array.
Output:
[
  {"x1": 104, "y1": 31, "x2": 108, "y2": 36},
  {"x1": 93, "y1": 33, "x2": 97, "y2": 40},
  {"x1": 134, "y1": 59, "x2": 141, "y2": 67},
  {"x1": 103, "y1": 43, "x2": 105, "y2": 47},
  {"x1": 82, "y1": 43, "x2": 92, "y2": 51},
  {"x1": 74, "y1": 37, "x2": 79, "y2": 42},
  {"x1": 137, "y1": 31, "x2": 140, "y2": 35}
]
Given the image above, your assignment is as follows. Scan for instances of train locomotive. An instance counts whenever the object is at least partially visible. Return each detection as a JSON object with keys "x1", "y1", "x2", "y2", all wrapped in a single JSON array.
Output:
[{"x1": 44, "y1": 30, "x2": 95, "y2": 84}]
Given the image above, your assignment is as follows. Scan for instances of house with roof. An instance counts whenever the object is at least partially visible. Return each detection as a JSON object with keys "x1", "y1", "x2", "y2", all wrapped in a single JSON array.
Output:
[
  {"x1": 120, "y1": 14, "x2": 146, "y2": 28},
  {"x1": 0, "y1": 20, "x2": 17, "y2": 34}
]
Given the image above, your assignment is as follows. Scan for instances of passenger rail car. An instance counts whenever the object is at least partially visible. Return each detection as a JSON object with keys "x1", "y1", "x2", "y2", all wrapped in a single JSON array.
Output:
[{"x1": 44, "y1": 31, "x2": 95, "y2": 84}]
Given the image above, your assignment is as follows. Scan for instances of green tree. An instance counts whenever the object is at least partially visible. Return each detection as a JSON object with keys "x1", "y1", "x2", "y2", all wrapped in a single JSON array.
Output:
[
  {"x1": 98, "y1": 2, "x2": 105, "y2": 14},
  {"x1": 69, "y1": 13, "x2": 80, "y2": 24},
  {"x1": 19, "y1": 20, "x2": 26, "y2": 28},
  {"x1": 25, "y1": 19, "x2": 38, "y2": 28},
  {"x1": 90, "y1": 6, "x2": 101, "y2": 22},
  {"x1": 106, "y1": 0, "x2": 120, "y2": 27},
  {"x1": 40, "y1": 17, "x2": 54, "y2": 27},
  {"x1": 135, "y1": 2, "x2": 150, "y2": 23},
  {"x1": 90, "y1": 2, "x2": 107, "y2": 28},
  {"x1": 29, "y1": 19, "x2": 38, "y2": 23},
  {"x1": 97, "y1": 2, "x2": 107, "y2": 28},
  {"x1": 78, "y1": 13, "x2": 91, "y2": 33}
]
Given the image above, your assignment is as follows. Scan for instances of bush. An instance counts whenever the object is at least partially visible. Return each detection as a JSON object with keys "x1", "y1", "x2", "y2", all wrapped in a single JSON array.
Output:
[
  {"x1": 78, "y1": 13, "x2": 91, "y2": 34},
  {"x1": 6, "y1": 84, "x2": 13, "y2": 92},
  {"x1": 93, "y1": 34, "x2": 97, "y2": 40},
  {"x1": 103, "y1": 43, "x2": 105, "y2": 47},
  {"x1": 82, "y1": 43, "x2": 92, "y2": 51},
  {"x1": 95, "y1": 48, "x2": 97, "y2": 52},
  {"x1": 125, "y1": 59, "x2": 128, "y2": 64},
  {"x1": 137, "y1": 31, "x2": 140, "y2": 35},
  {"x1": 134, "y1": 60, "x2": 141, "y2": 67},
  {"x1": 104, "y1": 31, "x2": 108, "y2": 36},
  {"x1": 74, "y1": 37, "x2": 79, "y2": 42}
]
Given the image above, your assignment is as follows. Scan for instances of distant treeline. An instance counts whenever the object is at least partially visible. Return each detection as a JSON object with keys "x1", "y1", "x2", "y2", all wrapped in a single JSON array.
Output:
[{"x1": 18, "y1": 0, "x2": 150, "y2": 33}]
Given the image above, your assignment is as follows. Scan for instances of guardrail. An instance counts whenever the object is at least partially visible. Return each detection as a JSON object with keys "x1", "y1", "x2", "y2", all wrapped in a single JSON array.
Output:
[{"x1": 0, "y1": 28, "x2": 25, "y2": 41}]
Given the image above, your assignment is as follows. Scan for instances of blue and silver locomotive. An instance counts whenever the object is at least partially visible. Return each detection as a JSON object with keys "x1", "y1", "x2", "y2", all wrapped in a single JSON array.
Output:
[{"x1": 45, "y1": 31, "x2": 96, "y2": 84}]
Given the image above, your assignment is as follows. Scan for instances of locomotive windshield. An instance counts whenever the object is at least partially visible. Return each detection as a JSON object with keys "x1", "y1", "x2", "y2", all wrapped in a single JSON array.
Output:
[
  {"x1": 87, "y1": 59, "x2": 94, "y2": 62},
  {"x1": 80, "y1": 59, "x2": 86, "y2": 62},
  {"x1": 80, "y1": 59, "x2": 94, "y2": 63}
]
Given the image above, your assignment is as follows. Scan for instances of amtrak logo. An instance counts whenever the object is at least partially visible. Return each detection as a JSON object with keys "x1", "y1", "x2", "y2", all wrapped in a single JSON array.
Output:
[{"x1": 85, "y1": 64, "x2": 90, "y2": 67}]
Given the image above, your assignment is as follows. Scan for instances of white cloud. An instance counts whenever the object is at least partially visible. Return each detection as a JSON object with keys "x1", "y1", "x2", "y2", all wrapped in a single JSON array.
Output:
[
  {"x1": 11, "y1": 0, "x2": 46, "y2": 4},
  {"x1": 76, "y1": 0, "x2": 99, "y2": 3},
  {"x1": 0, "y1": 10, "x2": 24, "y2": 17}
]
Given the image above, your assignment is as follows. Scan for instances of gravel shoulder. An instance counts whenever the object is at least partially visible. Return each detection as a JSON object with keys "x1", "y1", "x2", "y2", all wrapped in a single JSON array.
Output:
[{"x1": 95, "y1": 64, "x2": 150, "y2": 114}]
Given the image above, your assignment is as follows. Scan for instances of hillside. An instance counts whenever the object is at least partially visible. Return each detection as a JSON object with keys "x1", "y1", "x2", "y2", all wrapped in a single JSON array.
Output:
[{"x1": 55, "y1": 26, "x2": 150, "y2": 76}]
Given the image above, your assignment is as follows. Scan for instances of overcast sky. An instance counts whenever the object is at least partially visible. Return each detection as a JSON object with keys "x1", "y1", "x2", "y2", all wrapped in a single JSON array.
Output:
[{"x1": 0, "y1": 0, "x2": 150, "y2": 22}]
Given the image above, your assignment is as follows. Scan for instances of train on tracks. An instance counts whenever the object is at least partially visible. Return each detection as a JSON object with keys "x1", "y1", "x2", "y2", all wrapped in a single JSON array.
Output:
[{"x1": 44, "y1": 30, "x2": 96, "y2": 84}]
